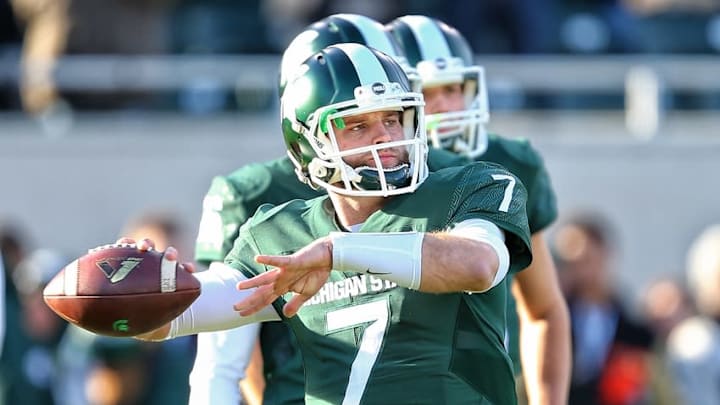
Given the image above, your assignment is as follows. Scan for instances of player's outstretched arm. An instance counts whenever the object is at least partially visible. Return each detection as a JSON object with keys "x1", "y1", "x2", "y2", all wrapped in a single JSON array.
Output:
[
  {"x1": 513, "y1": 232, "x2": 570, "y2": 405},
  {"x1": 237, "y1": 219, "x2": 510, "y2": 317},
  {"x1": 119, "y1": 237, "x2": 192, "y2": 341},
  {"x1": 114, "y1": 238, "x2": 279, "y2": 341}
]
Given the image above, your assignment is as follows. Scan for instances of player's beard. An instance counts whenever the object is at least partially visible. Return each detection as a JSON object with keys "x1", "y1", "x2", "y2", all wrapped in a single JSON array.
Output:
[{"x1": 342, "y1": 146, "x2": 410, "y2": 172}]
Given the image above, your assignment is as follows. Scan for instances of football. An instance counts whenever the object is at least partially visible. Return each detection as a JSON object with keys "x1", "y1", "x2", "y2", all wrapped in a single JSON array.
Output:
[{"x1": 43, "y1": 243, "x2": 201, "y2": 337}]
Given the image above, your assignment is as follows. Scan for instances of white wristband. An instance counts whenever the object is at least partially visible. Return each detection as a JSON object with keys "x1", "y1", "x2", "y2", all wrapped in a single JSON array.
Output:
[{"x1": 330, "y1": 232, "x2": 424, "y2": 290}]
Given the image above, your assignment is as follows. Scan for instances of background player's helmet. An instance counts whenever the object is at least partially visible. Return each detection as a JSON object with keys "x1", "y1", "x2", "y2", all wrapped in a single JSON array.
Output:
[
  {"x1": 279, "y1": 13, "x2": 419, "y2": 96},
  {"x1": 387, "y1": 15, "x2": 489, "y2": 158},
  {"x1": 281, "y1": 44, "x2": 428, "y2": 197}
]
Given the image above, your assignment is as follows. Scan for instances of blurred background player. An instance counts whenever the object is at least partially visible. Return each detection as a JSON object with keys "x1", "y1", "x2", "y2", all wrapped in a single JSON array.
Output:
[{"x1": 386, "y1": 15, "x2": 570, "y2": 405}]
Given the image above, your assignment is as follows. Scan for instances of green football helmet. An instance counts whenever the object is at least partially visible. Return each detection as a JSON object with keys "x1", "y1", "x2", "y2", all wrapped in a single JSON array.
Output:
[
  {"x1": 281, "y1": 43, "x2": 428, "y2": 197},
  {"x1": 387, "y1": 15, "x2": 489, "y2": 158},
  {"x1": 279, "y1": 13, "x2": 419, "y2": 96}
]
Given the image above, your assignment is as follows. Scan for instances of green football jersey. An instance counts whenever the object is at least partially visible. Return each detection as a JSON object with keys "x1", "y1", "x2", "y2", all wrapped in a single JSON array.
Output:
[
  {"x1": 195, "y1": 157, "x2": 324, "y2": 266},
  {"x1": 479, "y1": 134, "x2": 558, "y2": 375},
  {"x1": 225, "y1": 162, "x2": 533, "y2": 405},
  {"x1": 194, "y1": 150, "x2": 472, "y2": 404}
]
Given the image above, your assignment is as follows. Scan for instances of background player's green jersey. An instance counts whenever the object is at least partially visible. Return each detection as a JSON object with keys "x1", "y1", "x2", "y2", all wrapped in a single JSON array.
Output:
[
  {"x1": 482, "y1": 134, "x2": 557, "y2": 234},
  {"x1": 479, "y1": 134, "x2": 558, "y2": 375},
  {"x1": 195, "y1": 156, "x2": 319, "y2": 405},
  {"x1": 225, "y1": 162, "x2": 533, "y2": 405},
  {"x1": 195, "y1": 157, "x2": 324, "y2": 266},
  {"x1": 194, "y1": 149, "x2": 473, "y2": 404}
]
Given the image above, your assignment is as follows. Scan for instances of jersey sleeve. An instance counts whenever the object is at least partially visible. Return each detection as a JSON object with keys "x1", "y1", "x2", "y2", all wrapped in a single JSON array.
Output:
[
  {"x1": 514, "y1": 140, "x2": 557, "y2": 233},
  {"x1": 450, "y1": 163, "x2": 533, "y2": 274},
  {"x1": 194, "y1": 175, "x2": 252, "y2": 266},
  {"x1": 222, "y1": 203, "x2": 279, "y2": 279}
]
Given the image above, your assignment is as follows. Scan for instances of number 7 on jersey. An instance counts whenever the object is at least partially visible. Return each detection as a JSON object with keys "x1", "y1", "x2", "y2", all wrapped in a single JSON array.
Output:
[{"x1": 491, "y1": 174, "x2": 516, "y2": 212}]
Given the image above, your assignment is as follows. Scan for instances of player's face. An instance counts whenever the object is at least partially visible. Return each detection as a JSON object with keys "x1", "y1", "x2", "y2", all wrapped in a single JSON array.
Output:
[
  {"x1": 422, "y1": 83, "x2": 465, "y2": 114},
  {"x1": 333, "y1": 110, "x2": 409, "y2": 169}
]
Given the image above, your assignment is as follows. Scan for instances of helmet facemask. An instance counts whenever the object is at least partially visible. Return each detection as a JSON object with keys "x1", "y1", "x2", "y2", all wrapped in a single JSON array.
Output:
[
  {"x1": 419, "y1": 57, "x2": 490, "y2": 159},
  {"x1": 291, "y1": 81, "x2": 428, "y2": 197}
]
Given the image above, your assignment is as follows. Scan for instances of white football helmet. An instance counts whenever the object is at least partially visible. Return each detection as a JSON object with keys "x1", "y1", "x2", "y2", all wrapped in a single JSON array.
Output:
[
  {"x1": 388, "y1": 15, "x2": 489, "y2": 158},
  {"x1": 281, "y1": 44, "x2": 428, "y2": 197}
]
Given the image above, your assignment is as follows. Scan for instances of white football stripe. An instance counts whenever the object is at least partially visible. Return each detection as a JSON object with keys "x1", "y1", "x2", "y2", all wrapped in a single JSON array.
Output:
[
  {"x1": 160, "y1": 254, "x2": 177, "y2": 293},
  {"x1": 403, "y1": 15, "x2": 452, "y2": 59},
  {"x1": 337, "y1": 14, "x2": 396, "y2": 56},
  {"x1": 335, "y1": 43, "x2": 388, "y2": 85},
  {"x1": 65, "y1": 259, "x2": 79, "y2": 296}
]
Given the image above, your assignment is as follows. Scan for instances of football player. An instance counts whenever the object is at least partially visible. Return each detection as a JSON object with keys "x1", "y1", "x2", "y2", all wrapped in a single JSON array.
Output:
[
  {"x1": 386, "y1": 15, "x2": 571, "y2": 405},
  {"x1": 133, "y1": 43, "x2": 533, "y2": 404},
  {"x1": 188, "y1": 14, "x2": 465, "y2": 405}
]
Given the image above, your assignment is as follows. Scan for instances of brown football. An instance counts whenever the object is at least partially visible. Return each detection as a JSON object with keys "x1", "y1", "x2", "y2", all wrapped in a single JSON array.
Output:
[{"x1": 43, "y1": 243, "x2": 200, "y2": 337}]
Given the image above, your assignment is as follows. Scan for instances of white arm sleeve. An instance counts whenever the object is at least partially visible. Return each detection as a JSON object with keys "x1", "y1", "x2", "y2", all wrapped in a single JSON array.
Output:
[
  {"x1": 168, "y1": 262, "x2": 280, "y2": 339},
  {"x1": 189, "y1": 324, "x2": 261, "y2": 405},
  {"x1": 449, "y1": 218, "x2": 510, "y2": 292}
]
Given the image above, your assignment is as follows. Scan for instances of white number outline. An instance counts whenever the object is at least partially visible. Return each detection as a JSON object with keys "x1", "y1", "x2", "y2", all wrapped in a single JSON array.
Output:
[
  {"x1": 326, "y1": 299, "x2": 390, "y2": 405},
  {"x1": 491, "y1": 174, "x2": 516, "y2": 213}
]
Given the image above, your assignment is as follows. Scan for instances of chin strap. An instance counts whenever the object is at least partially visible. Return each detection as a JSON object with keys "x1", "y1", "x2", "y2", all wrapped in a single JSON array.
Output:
[{"x1": 355, "y1": 164, "x2": 411, "y2": 191}]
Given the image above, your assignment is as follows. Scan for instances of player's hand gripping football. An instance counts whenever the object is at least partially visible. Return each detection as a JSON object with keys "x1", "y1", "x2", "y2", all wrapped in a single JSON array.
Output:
[
  {"x1": 114, "y1": 237, "x2": 196, "y2": 274},
  {"x1": 235, "y1": 236, "x2": 333, "y2": 318},
  {"x1": 115, "y1": 237, "x2": 196, "y2": 341}
]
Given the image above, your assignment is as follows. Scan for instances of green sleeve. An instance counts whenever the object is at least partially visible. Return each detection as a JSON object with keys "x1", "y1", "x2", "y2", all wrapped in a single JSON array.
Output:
[
  {"x1": 194, "y1": 158, "x2": 324, "y2": 266},
  {"x1": 194, "y1": 175, "x2": 251, "y2": 266},
  {"x1": 525, "y1": 156, "x2": 557, "y2": 233}
]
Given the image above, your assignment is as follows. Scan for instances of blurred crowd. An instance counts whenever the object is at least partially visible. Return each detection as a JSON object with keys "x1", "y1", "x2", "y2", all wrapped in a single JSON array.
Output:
[
  {"x1": 1, "y1": 0, "x2": 720, "y2": 114},
  {"x1": 3, "y1": 209, "x2": 720, "y2": 404}
]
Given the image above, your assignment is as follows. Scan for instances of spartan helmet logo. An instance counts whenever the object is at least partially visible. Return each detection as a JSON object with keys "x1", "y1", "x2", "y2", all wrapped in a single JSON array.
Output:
[
  {"x1": 96, "y1": 257, "x2": 143, "y2": 283},
  {"x1": 434, "y1": 58, "x2": 447, "y2": 70},
  {"x1": 371, "y1": 82, "x2": 386, "y2": 94}
]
